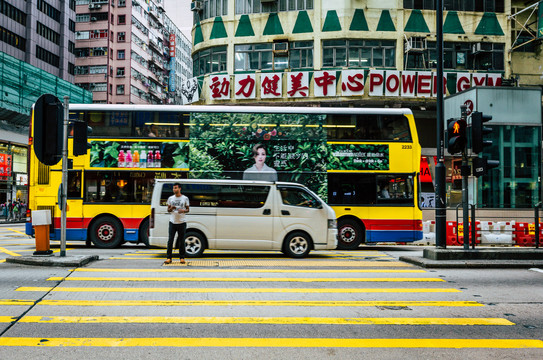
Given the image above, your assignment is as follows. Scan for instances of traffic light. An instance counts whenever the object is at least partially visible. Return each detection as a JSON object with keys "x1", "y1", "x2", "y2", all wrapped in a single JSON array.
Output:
[
  {"x1": 33, "y1": 94, "x2": 63, "y2": 166},
  {"x1": 447, "y1": 118, "x2": 467, "y2": 154},
  {"x1": 72, "y1": 121, "x2": 92, "y2": 156},
  {"x1": 473, "y1": 157, "x2": 500, "y2": 177},
  {"x1": 471, "y1": 111, "x2": 493, "y2": 154}
]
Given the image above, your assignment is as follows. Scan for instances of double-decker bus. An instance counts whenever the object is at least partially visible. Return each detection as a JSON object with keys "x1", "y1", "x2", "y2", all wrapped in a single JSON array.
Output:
[{"x1": 26, "y1": 104, "x2": 422, "y2": 249}]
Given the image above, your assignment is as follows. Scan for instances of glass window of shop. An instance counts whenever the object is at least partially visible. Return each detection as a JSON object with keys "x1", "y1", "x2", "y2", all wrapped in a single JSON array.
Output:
[
  {"x1": 404, "y1": 0, "x2": 504, "y2": 12},
  {"x1": 406, "y1": 42, "x2": 505, "y2": 71},
  {"x1": 192, "y1": 46, "x2": 227, "y2": 77},
  {"x1": 323, "y1": 40, "x2": 396, "y2": 68},
  {"x1": 235, "y1": 0, "x2": 313, "y2": 14}
]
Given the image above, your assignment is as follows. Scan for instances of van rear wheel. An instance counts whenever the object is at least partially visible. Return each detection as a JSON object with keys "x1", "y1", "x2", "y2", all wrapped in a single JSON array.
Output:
[
  {"x1": 283, "y1": 232, "x2": 311, "y2": 258},
  {"x1": 184, "y1": 231, "x2": 206, "y2": 257}
]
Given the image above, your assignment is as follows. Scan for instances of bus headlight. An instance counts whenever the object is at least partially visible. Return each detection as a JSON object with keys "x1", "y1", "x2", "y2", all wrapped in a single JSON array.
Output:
[{"x1": 328, "y1": 219, "x2": 337, "y2": 229}]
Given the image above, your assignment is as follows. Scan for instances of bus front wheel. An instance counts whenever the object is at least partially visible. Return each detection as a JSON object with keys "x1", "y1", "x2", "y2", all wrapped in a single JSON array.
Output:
[
  {"x1": 90, "y1": 216, "x2": 123, "y2": 249},
  {"x1": 337, "y1": 219, "x2": 364, "y2": 250}
]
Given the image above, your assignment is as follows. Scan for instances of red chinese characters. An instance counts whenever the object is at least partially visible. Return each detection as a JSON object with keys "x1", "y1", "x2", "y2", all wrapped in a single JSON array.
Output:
[
  {"x1": 235, "y1": 74, "x2": 256, "y2": 99},
  {"x1": 314, "y1": 71, "x2": 336, "y2": 97},
  {"x1": 261, "y1": 74, "x2": 282, "y2": 98},
  {"x1": 286, "y1": 72, "x2": 309, "y2": 98},
  {"x1": 209, "y1": 75, "x2": 230, "y2": 99}
]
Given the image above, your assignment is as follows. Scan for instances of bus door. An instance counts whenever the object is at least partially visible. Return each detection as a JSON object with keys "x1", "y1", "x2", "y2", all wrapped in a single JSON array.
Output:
[{"x1": 66, "y1": 171, "x2": 85, "y2": 240}]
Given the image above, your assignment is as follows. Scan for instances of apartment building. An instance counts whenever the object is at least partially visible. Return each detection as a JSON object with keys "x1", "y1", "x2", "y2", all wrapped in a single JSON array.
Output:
[{"x1": 74, "y1": 0, "x2": 192, "y2": 104}]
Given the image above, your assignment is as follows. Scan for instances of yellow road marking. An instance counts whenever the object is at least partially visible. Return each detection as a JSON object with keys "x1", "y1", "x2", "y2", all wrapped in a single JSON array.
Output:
[
  {"x1": 5, "y1": 228, "x2": 29, "y2": 236},
  {"x1": 0, "y1": 316, "x2": 513, "y2": 326},
  {"x1": 123, "y1": 253, "x2": 391, "y2": 258},
  {"x1": 1, "y1": 338, "x2": 539, "y2": 348},
  {"x1": 107, "y1": 259, "x2": 414, "y2": 267},
  {"x1": 47, "y1": 276, "x2": 445, "y2": 283},
  {"x1": 0, "y1": 299, "x2": 482, "y2": 307},
  {"x1": 0, "y1": 247, "x2": 20, "y2": 257},
  {"x1": 0, "y1": 259, "x2": 5, "y2": 263},
  {"x1": 72, "y1": 268, "x2": 426, "y2": 273},
  {"x1": 17, "y1": 286, "x2": 460, "y2": 294}
]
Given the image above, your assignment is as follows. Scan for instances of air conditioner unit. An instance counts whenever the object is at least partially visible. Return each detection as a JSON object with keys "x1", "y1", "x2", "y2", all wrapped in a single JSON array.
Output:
[
  {"x1": 95, "y1": 4, "x2": 102, "y2": 9},
  {"x1": 91, "y1": 17, "x2": 97, "y2": 21},
  {"x1": 88, "y1": 4, "x2": 95, "y2": 9},
  {"x1": 191, "y1": 1, "x2": 202, "y2": 11},
  {"x1": 273, "y1": 41, "x2": 289, "y2": 55}
]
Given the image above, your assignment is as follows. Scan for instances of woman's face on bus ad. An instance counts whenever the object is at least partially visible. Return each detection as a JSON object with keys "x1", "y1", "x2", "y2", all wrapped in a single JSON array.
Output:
[{"x1": 254, "y1": 148, "x2": 266, "y2": 166}]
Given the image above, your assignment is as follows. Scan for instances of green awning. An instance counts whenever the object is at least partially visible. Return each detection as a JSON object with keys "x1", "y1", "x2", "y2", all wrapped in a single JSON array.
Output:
[
  {"x1": 443, "y1": 11, "x2": 465, "y2": 34},
  {"x1": 322, "y1": 10, "x2": 342, "y2": 32},
  {"x1": 210, "y1": 17, "x2": 227, "y2": 39},
  {"x1": 293, "y1": 10, "x2": 313, "y2": 33},
  {"x1": 475, "y1": 12, "x2": 504, "y2": 36},
  {"x1": 194, "y1": 21, "x2": 204, "y2": 45},
  {"x1": 263, "y1": 13, "x2": 284, "y2": 35},
  {"x1": 376, "y1": 10, "x2": 396, "y2": 32},
  {"x1": 235, "y1": 15, "x2": 255, "y2": 37},
  {"x1": 350, "y1": 9, "x2": 369, "y2": 31},
  {"x1": 404, "y1": 9, "x2": 430, "y2": 33}
]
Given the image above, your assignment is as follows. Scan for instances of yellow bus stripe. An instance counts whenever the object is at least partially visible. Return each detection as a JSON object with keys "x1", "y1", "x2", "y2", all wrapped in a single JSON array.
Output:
[
  {"x1": 0, "y1": 316, "x2": 513, "y2": 326},
  {"x1": 0, "y1": 338, "x2": 539, "y2": 348},
  {"x1": 17, "y1": 287, "x2": 460, "y2": 294},
  {"x1": 72, "y1": 268, "x2": 426, "y2": 273},
  {"x1": 0, "y1": 247, "x2": 20, "y2": 257},
  {"x1": 47, "y1": 276, "x2": 445, "y2": 282},
  {"x1": 0, "y1": 299, "x2": 483, "y2": 307}
]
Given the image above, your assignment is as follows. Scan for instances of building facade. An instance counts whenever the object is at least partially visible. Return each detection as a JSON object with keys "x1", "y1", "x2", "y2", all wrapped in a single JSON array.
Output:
[
  {"x1": 187, "y1": 0, "x2": 543, "y2": 212},
  {"x1": 0, "y1": 0, "x2": 92, "y2": 205},
  {"x1": 74, "y1": 0, "x2": 192, "y2": 104}
]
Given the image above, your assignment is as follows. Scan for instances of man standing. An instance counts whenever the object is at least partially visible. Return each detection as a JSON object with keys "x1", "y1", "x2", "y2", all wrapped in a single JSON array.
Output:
[{"x1": 164, "y1": 183, "x2": 189, "y2": 265}]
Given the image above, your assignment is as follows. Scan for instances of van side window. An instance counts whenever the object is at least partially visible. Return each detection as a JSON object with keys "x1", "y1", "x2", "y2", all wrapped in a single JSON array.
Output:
[
  {"x1": 218, "y1": 185, "x2": 270, "y2": 208},
  {"x1": 279, "y1": 187, "x2": 321, "y2": 208}
]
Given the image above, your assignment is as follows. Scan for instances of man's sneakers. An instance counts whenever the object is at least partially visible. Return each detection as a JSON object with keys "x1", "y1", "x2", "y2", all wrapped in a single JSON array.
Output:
[
  {"x1": 163, "y1": 258, "x2": 172, "y2": 265},
  {"x1": 179, "y1": 258, "x2": 186, "y2": 264}
]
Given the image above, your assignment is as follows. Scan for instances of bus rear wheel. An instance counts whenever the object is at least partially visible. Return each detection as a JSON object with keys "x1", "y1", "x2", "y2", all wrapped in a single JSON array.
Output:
[
  {"x1": 138, "y1": 218, "x2": 150, "y2": 248},
  {"x1": 337, "y1": 219, "x2": 364, "y2": 250},
  {"x1": 90, "y1": 216, "x2": 123, "y2": 249}
]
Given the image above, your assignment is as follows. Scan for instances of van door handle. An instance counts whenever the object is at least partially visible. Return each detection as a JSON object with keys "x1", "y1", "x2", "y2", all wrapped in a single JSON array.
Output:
[
  {"x1": 262, "y1": 209, "x2": 271, "y2": 215},
  {"x1": 281, "y1": 210, "x2": 290, "y2": 216}
]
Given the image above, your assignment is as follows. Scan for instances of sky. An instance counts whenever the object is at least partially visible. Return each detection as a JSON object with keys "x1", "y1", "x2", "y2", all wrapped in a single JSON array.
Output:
[{"x1": 164, "y1": 0, "x2": 193, "y2": 40}]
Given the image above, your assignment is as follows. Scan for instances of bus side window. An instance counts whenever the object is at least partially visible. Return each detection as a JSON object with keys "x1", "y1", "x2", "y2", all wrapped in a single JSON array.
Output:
[{"x1": 67, "y1": 171, "x2": 82, "y2": 198}]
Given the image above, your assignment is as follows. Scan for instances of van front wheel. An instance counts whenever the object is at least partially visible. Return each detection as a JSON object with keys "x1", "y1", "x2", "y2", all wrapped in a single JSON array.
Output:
[
  {"x1": 184, "y1": 231, "x2": 206, "y2": 257},
  {"x1": 283, "y1": 232, "x2": 311, "y2": 258}
]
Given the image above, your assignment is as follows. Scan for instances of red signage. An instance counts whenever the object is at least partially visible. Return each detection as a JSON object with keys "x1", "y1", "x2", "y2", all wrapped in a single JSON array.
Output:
[
  {"x1": 420, "y1": 156, "x2": 434, "y2": 183},
  {"x1": 0, "y1": 153, "x2": 12, "y2": 177},
  {"x1": 169, "y1": 34, "x2": 175, "y2": 57}
]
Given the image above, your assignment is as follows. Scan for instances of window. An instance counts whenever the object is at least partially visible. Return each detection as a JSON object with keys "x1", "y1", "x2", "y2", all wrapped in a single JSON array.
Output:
[
  {"x1": 37, "y1": 0, "x2": 61, "y2": 22},
  {"x1": 76, "y1": 14, "x2": 90, "y2": 22},
  {"x1": 236, "y1": 0, "x2": 313, "y2": 14},
  {"x1": 117, "y1": 49, "x2": 125, "y2": 59},
  {"x1": 118, "y1": 15, "x2": 126, "y2": 24},
  {"x1": 289, "y1": 41, "x2": 313, "y2": 69},
  {"x1": 160, "y1": 184, "x2": 270, "y2": 208},
  {"x1": 117, "y1": 32, "x2": 126, "y2": 42},
  {"x1": 85, "y1": 171, "x2": 156, "y2": 203},
  {"x1": 90, "y1": 29, "x2": 108, "y2": 39},
  {"x1": 323, "y1": 39, "x2": 396, "y2": 68},
  {"x1": 279, "y1": 187, "x2": 321, "y2": 208},
  {"x1": 328, "y1": 173, "x2": 415, "y2": 206},
  {"x1": 235, "y1": 43, "x2": 292, "y2": 71},
  {"x1": 89, "y1": 65, "x2": 107, "y2": 74},
  {"x1": 326, "y1": 114, "x2": 412, "y2": 141},
  {"x1": 37, "y1": 22, "x2": 60, "y2": 45},
  {"x1": 196, "y1": 0, "x2": 228, "y2": 20},
  {"x1": 116, "y1": 67, "x2": 125, "y2": 77},
  {"x1": 404, "y1": 0, "x2": 505, "y2": 12},
  {"x1": 68, "y1": 62, "x2": 75, "y2": 76},
  {"x1": 68, "y1": 41, "x2": 75, "y2": 54},
  {"x1": 0, "y1": 26, "x2": 26, "y2": 51},
  {"x1": 67, "y1": 171, "x2": 82, "y2": 198},
  {"x1": 36, "y1": 45, "x2": 60, "y2": 67},
  {"x1": 116, "y1": 85, "x2": 125, "y2": 94},
  {"x1": 512, "y1": 31, "x2": 539, "y2": 53},
  {"x1": 192, "y1": 46, "x2": 227, "y2": 76},
  {"x1": 119, "y1": 0, "x2": 126, "y2": 6},
  {"x1": 1, "y1": 0, "x2": 27, "y2": 26}
]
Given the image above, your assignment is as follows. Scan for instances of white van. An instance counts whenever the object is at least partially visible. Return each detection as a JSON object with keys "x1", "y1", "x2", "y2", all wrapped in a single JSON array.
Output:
[{"x1": 149, "y1": 179, "x2": 337, "y2": 258}]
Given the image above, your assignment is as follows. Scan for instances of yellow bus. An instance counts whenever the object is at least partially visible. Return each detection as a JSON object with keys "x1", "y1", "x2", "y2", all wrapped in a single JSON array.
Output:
[{"x1": 26, "y1": 104, "x2": 422, "y2": 249}]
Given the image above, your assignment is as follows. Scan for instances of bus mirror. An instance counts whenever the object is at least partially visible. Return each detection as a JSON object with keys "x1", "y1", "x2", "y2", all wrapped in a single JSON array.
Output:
[{"x1": 33, "y1": 94, "x2": 63, "y2": 166}]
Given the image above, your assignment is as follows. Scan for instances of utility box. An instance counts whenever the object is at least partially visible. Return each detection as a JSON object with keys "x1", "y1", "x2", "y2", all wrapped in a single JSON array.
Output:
[{"x1": 32, "y1": 210, "x2": 53, "y2": 256}]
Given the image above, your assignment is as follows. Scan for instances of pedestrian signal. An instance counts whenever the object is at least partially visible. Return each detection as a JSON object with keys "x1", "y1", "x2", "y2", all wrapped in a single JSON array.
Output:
[{"x1": 447, "y1": 118, "x2": 467, "y2": 154}]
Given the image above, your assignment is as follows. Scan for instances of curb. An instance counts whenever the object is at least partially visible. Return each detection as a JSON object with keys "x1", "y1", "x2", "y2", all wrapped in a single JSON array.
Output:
[
  {"x1": 399, "y1": 255, "x2": 543, "y2": 268},
  {"x1": 6, "y1": 255, "x2": 99, "y2": 267}
]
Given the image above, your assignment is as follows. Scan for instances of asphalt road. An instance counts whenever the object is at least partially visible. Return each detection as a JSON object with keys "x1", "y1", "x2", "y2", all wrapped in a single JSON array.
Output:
[{"x1": 0, "y1": 224, "x2": 542, "y2": 359}]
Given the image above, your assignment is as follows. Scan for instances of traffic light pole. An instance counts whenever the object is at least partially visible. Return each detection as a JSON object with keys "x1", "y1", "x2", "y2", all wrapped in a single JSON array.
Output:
[
  {"x1": 435, "y1": 0, "x2": 447, "y2": 248},
  {"x1": 60, "y1": 96, "x2": 69, "y2": 257},
  {"x1": 460, "y1": 105, "x2": 470, "y2": 250}
]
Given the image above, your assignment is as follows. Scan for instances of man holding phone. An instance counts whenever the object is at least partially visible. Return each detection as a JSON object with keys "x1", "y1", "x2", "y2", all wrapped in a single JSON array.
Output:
[{"x1": 164, "y1": 183, "x2": 190, "y2": 265}]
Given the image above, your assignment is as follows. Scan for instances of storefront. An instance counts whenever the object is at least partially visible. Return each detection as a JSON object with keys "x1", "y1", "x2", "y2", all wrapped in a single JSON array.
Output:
[{"x1": 0, "y1": 142, "x2": 28, "y2": 205}]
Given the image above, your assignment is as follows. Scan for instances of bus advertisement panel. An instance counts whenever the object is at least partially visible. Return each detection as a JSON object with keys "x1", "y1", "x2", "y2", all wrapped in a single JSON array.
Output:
[{"x1": 26, "y1": 105, "x2": 422, "y2": 249}]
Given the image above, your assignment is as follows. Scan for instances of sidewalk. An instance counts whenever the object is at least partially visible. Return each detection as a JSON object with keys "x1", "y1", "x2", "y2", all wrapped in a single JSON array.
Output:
[{"x1": 400, "y1": 247, "x2": 543, "y2": 268}]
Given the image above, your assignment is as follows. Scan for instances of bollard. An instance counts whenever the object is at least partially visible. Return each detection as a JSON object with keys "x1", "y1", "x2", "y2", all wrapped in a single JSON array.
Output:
[
  {"x1": 32, "y1": 210, "x2": 53, "y2": 256},
  {"x1": 535, "y1": 203, "x2": 540, "y2": 249}
]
